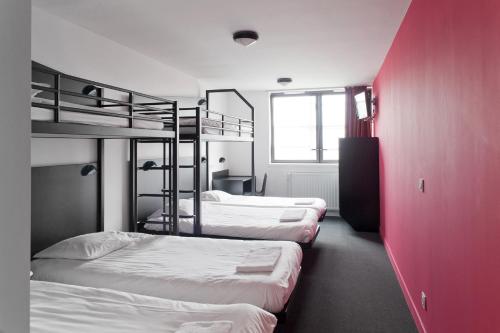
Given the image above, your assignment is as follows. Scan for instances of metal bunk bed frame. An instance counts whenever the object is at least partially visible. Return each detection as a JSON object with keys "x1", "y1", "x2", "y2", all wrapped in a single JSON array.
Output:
[
  {"x1": 31, "y1": 61, "x2": 179, "y2": 235},
  {"x1": 135, "y1": 89, "x2": 255, "y2": 236}
]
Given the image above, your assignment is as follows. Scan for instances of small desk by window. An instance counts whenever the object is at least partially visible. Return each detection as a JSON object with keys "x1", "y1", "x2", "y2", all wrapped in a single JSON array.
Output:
[{"x1": 212, "y1": 170, "x2": 253, "y2": 195}]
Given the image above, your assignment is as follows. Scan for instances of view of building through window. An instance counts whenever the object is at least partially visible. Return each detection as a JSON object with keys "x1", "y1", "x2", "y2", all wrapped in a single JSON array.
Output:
[{"x1": 271, "y1": 91, "x2": 345, "y2": 162}]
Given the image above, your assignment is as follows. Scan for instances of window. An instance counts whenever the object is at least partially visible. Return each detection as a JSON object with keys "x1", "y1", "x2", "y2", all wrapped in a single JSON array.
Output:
[{"x1": 271, "y1": 91, "x2": 345, "y2": 163}]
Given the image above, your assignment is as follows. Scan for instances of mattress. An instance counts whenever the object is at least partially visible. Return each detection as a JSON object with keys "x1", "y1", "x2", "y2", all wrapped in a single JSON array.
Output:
[
  {"x1": 32, "y1": 97, "x2": 164, "y2": 130},
  {"x1": 209, "y1": 195, "x2": 327, "y2": 219},
  {"x1": 179, "y1": 116, "x2": 222, "y2": 134},
  {"x1": 31, "y1": 235, "x2": 303, "y2": 313},
  {"x1": 31, "y1": 280, "x2": 277, "y2": 333},
  {"x1": 179, "y1": 116, "x2": 253, "y2": 136},
  {"x1": 145, "y1": 203, "x2": 319, "y2": 243}
]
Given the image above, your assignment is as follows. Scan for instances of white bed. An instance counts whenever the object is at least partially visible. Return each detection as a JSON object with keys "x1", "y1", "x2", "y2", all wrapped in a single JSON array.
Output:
[
  {"x1": 204, "y1": 191, "x2": 327, "y2": 219},
  {"x1": 32, "y1": 97, "x2": 164, "y2": 130},
  {"x1": 145, "y1": 201, "x2": 320, "y2": 243},
  {"x1": 31, "y1": 280, "x2": 277, "y2": 333},
  {"x1": 31, "y1": 233, "x2": 302, "y2": 313}
]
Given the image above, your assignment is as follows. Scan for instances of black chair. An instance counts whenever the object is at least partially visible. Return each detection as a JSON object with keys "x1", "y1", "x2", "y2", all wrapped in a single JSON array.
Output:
[{"x1": 255, "y1": 173, "x2": 267, "y2": 196}]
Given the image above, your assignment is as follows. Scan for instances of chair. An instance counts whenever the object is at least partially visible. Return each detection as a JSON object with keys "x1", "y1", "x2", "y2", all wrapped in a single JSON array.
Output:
[{"x1": 255, "y1": 173, "x2": 267, "y2": 196}]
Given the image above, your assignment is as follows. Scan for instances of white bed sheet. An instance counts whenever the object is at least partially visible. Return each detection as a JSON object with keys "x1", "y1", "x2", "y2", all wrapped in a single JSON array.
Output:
[
  {"x1": 31, "y1": 280, "x2": 277, "y2": 333},
  {"x1": 32, "y1": 97, "x2": 164, "y2": 130},
  {"x1": 145, "y1": 203, "x2": 319, "y2": 243},
  {"x1": 31, "y1": 235, "x2": 302, "y2": 313},
  {"x1": 209, "y1": 195, "x2": 327, "y2": 218}
]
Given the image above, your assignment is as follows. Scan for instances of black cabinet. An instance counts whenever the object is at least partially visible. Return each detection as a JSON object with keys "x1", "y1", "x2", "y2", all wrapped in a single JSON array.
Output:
[{"x1": 339, "y1": 137, "x2": 380, "y2": 232}]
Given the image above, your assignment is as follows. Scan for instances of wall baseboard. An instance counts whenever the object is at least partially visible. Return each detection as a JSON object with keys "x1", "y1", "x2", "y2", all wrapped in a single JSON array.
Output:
[{"x1": 384, "y1": 240, "x2": 427, "y2": 333}]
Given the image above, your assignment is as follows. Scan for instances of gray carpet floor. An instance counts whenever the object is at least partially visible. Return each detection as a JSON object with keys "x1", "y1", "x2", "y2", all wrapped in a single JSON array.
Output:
[{"x1": 277, "y1": 217, "x2": 417, "y2": 333}]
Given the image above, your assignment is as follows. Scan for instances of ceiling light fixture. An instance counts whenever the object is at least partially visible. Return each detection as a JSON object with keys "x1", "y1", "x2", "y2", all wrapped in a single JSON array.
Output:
[
  {"x1": 233, "y1": 30, "x2": 259, "y2": 46},
  {"x1": 277, "y1": 78, "x2": 293, "y2": 86}
]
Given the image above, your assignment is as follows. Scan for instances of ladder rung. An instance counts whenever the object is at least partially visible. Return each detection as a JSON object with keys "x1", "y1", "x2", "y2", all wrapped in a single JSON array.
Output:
[
  {"x1": 139, "y1": 165, "x2": 195, "y2": 170},
  {"x1": 138, "y1": 193, "x2": 171, "y2": 198},
  {"x1": 140, "y1": 220, "x2": 171, "y2": 225},
  {"x1": 159, "y1": 189, "x2": 195, "y2": 193},
  {"x1": 138, "y1": 216, "x2": 194, "y2": 223}
]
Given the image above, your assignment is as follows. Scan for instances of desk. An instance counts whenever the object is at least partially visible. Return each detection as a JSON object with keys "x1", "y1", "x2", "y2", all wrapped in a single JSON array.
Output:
[{"x1": 212, "y1": 175, "x2": 253, "y2": 195}]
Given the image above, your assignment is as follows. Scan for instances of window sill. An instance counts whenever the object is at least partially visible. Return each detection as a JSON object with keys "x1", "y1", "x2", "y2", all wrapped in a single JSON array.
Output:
[{"x1": 268, "y1": 162, "x2": 339, "y2": 167}]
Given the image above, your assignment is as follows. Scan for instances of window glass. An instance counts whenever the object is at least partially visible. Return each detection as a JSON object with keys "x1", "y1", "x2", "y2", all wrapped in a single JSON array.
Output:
[
  {"x1": 272, "y1": 95, "x2": 317, "y2": 161},
  {"x1": 322, "y1": 94, "x2": 345, "y2": 161},
  {"x1": 271, "y1": 91, "x2": 346, "y2": 163}
]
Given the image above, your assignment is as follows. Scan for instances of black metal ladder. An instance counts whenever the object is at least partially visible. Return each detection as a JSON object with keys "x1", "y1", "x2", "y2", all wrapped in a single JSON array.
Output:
[{"x1": 130, "y1": 138, "x2": 179, "y2": 235}]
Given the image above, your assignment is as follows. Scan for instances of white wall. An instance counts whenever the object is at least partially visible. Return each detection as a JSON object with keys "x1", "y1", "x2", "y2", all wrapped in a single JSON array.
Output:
[
  {"x1": 31, "y1": 7, "x2": 200, "y2": 231},
  {"x1": 0, "y1": 1, "x2": 31, "y2": 332},
  {"x1": 224, "y1": 90, "x2": 338, "y2": 196}
]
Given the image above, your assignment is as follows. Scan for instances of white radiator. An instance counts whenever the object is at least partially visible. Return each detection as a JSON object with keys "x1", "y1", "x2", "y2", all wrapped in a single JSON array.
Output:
[{"x1": 287, "y1": 171, "x2": 339, "y2": 211}]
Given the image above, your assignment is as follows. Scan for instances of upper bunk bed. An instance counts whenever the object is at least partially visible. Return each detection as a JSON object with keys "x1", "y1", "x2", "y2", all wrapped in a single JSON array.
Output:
[
  {"x1": 31, "y1": 61, "x2": 178, "y2": 139},
  {"x1": 132, "y1": 89, "x2": 256, "y2": 236},
  {"x1": 178, "y1": 89, "x2": 254, "y2": 142}
]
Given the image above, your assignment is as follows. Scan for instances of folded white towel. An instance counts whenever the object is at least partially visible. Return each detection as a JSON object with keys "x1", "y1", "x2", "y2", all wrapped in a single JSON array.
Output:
[
  {"x1": 294, "y1": 200, "x2": 315, "y2": 205},
  {"x1": 236, "y1": 247, "x2": 281, "y2": 273},
  {"x1": 176, "y1": 321, "x2": 233, "y2": 333},
  {"x1": 280, "y1": 208, "x2": 307, "y2": 222}
]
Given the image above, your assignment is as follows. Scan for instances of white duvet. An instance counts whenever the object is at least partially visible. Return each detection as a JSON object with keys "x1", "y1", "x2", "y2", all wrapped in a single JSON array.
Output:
[
  {"x1": 209, "y1": 195, "x2": 327, "y2": 218},
  {"x1": 31, "y1": 280, "x2": 277, "y2": 333},
  {"x1": 145, "y1": 203, "x2": 319, "y2": 243},
  {"x1": 31, "y1": 235, "x2": 302, "y2": 313}
]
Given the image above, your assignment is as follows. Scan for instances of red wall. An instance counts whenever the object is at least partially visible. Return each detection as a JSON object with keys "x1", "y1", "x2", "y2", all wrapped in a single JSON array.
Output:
[{"x1": 373, "y1": 0, "x2": 500, "y2": 332}]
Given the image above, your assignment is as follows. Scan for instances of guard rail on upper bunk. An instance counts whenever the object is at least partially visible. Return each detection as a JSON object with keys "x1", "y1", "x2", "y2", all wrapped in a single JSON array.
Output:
[
  {"x1": 31, "y1": 61, "x2": 178, "y2": 139},
  {"x1": 177, "y1": 89, "x2": 254, "y2": 142}
]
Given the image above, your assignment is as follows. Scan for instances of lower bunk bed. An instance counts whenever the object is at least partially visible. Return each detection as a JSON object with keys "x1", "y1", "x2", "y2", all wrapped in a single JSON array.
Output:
[
  {"x1": 143, "y1": 199, "x2": 321, "y2": 248},
  {"x1": 31, "y1": 232, "x2": 303, "y2": 317},
  {"x1": 32, "y1": 280, "x2": 277, "y2": 333}
]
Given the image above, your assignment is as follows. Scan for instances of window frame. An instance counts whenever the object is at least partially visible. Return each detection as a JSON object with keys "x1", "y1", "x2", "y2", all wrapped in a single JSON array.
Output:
[{"x1": 270, "y1": 90, "x2": 345, "y2": 164}]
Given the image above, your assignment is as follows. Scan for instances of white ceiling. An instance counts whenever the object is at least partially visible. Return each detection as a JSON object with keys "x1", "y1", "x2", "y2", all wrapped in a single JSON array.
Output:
[{"x1": 32, "y1": 0, "x2": 410, "y2": 91}]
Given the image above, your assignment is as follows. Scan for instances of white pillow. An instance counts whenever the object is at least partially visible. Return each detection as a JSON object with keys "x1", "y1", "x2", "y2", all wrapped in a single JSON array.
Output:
[
  {"x1": 147, "y1": 199, "x2": 194, "y2": 220},
  {"x1": 201, "y1": 190, "x2": 232, "y2": 202},
  {"x1": 33, "y1": 231, "x2": 132, "y2": 260}
]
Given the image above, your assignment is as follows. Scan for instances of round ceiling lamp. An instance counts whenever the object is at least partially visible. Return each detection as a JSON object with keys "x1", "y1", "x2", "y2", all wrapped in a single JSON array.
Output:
[
  {"x1": 233, "y1": 30, "x2": 259, "y2": 46},
  {"x1": 277, "y1": 78, "x2": 293, "y2": 86}
]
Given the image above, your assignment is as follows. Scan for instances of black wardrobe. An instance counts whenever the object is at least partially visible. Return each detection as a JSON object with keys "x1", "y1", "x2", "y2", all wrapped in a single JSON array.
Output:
[{"x1": 339, "y1": 137, "x2": 380, "y2": 232}]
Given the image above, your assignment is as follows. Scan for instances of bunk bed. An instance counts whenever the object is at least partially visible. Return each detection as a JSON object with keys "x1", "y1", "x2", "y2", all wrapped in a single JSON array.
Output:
[
  {"x1": 132, "y1": 89, "x2": 255, "y2": 236},
  {"x1": 134, "y1": 90, "x2": 321, "y2": 248},
  {"x1": 31, "y1": 61, "x2": 180, "y2": 235},
  {"x1": 30, "y1": 66, "x2": 303, "y2": 322}
]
